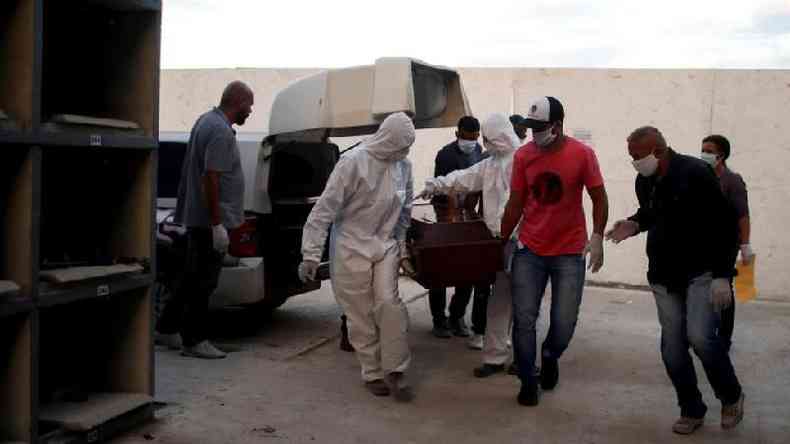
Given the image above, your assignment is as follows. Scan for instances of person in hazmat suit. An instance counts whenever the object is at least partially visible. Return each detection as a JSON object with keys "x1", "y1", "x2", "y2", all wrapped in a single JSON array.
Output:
[
  {"x1": 298, "y1": 112, "x2": 415, "y2": 401},
  {"x1": 418, "y1": 113, "x2": 520, "y2": 379}
]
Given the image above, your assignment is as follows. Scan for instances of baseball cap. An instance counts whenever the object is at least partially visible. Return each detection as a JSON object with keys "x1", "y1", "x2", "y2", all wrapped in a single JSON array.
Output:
[{"x1": 523, "y1": 96, "x2": 564, "y2": 129}]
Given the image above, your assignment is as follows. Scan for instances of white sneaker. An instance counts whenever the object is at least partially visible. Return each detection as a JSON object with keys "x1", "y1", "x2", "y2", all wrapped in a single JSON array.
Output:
[
  {"x1": 467, "y1": 334, "x2": 484, "y2": 350},
  {"x1": 181, "y1": 340, "x2": 227, "y2": 359},
  {"x1": 155, "y1": 332, "x2": 183, "y2": 350}
]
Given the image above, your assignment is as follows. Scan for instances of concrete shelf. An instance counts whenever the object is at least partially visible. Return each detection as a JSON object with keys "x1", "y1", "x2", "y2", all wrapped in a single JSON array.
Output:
[
  {"x1": 0, "y1": 298, "x2": 34, "y2": 319},
  {"x1": 37, "y1": 273, "x2": 153, "y2": 308}
]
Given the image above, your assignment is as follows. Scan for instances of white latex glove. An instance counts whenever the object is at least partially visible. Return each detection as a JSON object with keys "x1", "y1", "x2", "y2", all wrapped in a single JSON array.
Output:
[
  {"x1": 400, "y1": 258, "x2": 417, "y2": 277},
  {"x1": 584, "y1": 233, "x2": 604, "y2": 273},
  {"x1": 605, "y1": 220, "x2": 639, "y2": 244},
  {"x1": 711, "y1": 278, "x2": 733, "y2": 312},
  {"x1": 503, "y1": 237, "x2": 516, "y2": 276},
  {"x1": 740, "y1": 244, "x2": 755, "y2": 265},
  {"x1": 298, "y1": 260, "x2": 318, "y2": 283},
  {"x1": 398, "y1": 241, "x2": 417, "y2": 277},
  {"x1": 211, "y1": 224, "x2": 229, "y2": 253},
  {"x1": 417, "y1": 181, "x2": 437, "y2": 200}
]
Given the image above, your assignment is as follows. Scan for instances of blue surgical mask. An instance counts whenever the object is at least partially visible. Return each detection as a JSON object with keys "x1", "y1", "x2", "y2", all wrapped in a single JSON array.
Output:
[{"x1": 457, "y1": 139, "x2": 477, "y2": 154}]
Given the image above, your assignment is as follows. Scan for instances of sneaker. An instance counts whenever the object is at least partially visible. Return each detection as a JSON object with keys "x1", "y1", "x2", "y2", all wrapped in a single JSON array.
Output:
[
  {"x1": 155, "y1": 332, "x2": 182, "y2": 350},
  {"x1": 467, "y1": 334, "x2": 484, "y2": 350},
  {"x1": 387, "y1": 372, "x2": 413, "y2": 402},
  {"x1": 541, "y1": 357, "x2": 559, "y2": 390},
  {"x1": 672, "y1": 416, "x2": 704, "y2": 435},
  {"x1": 449, "y1": 318, "x2": 471, "y2": 337},
  {"x1": 432, "y1": 321, "x2": 452, "y2": 339},
  {"x1": 364, "y1": 379, "x2": 390, "y2": 397},
  {"x1": 181, "y1": 340, "x2": 227, "y2": 359},
  {"x1": 517, "y1": 382, "x2": 539, "y2": 407},
  {"x1": 473, "y1": 363, "x2": 505, "y2": 378},
  {"x1": 721, "y1": 393, "x2": 745, "y2": 430}
]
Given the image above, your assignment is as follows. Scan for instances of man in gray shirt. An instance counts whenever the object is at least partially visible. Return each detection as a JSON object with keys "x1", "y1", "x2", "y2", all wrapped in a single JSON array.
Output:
[
  {"x1": 701, "y1": 134, "x2": 753, "y2": 351},
  {"x1": 157, "y1": 81, "x2": 254, "y2": 359}
]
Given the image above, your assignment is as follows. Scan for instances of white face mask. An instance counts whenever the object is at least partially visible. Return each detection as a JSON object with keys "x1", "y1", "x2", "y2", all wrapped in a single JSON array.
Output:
[
  {"x1": 457, "y1": 139, "x2": 477, "y2": 154},
  {"x1": 532, "y1": 127, "x2": 557, "y2": 148},
  {"x1": 701, "y1": 152, "x2": 719, "y2": 167},
  {"x1": 632, "y1": 153, "x2": 659, "y2": 177}
]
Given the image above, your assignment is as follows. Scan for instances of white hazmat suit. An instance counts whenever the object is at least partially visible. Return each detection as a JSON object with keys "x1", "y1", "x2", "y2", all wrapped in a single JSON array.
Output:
[
  {"x1": 422, "y1": 113, "x2": 519, "y2": 367},
  {"x1": 301, "y1": 112, "x2": 415, "y2": 383}
]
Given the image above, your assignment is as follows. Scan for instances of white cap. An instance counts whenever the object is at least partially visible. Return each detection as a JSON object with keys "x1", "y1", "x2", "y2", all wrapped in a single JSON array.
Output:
[{"x1": 524, "y1": 96, "x2": 564, "y2": 128}]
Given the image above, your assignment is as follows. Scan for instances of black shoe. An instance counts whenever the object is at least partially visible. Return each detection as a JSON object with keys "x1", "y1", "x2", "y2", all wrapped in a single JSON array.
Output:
[
  {"x1": 541, "y1": 357, "x2": 559, "y2": 390},
  {"x1": 339, "y1": 335, "x2": 354, "y2": 352},
  {"x1": 432, "y1": 320, "x2": 452, "y2": 338},
  {"x1": 449, "y1": 318, "x2": 471, "y2": 337},
  {"x1": 517, "y1": 382, "x2": 540, "y2": 406},
  {"x1": 473, "y1": 363, "x2": 505, "y2": 378},
  {"x1": 365, "y1": 379, "x2": 390, "y2": 397},
  {"x1": 387, "y1": 372, "x2": 414, "y2": 402},
  {"x1": 340, "y1": 316, "x2": 354, "y2": 352}
]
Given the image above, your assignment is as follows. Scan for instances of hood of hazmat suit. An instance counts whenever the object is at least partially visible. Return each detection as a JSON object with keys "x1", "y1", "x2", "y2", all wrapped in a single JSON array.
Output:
[
  {"x1": 424, "y1": 113, "x2": 518, "y2": 237},
  {"x1": 300, "y1": 112, "x2": 415, "y2": 382},
  {"x1": 301, "y1": 111, "x2": 416, "y2": 263},
  {"x1": 363, "y1": 112, "x2": 416, "y2": 162}
]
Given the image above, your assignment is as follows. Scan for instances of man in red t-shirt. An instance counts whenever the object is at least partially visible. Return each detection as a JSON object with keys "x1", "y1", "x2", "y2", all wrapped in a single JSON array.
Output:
[{"x1": 501, "y1": 96, "x2": 609, "y2": 406}]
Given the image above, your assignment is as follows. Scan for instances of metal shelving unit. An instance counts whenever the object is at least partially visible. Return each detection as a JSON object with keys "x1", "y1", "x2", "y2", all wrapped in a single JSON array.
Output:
[{"x1": 0, "y1": 1, "x2": 160, "y2": 442}]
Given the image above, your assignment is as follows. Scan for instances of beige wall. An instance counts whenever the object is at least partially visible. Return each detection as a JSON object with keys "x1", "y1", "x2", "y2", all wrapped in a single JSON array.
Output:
[{"x1": 161, "y1": 68, "x2": 790, "y2": 301}]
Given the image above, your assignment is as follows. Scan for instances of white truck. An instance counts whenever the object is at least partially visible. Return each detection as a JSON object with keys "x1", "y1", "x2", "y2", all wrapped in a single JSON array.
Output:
[{"x1": 157, "y1": 57, "x2": 472, "y2": 312}]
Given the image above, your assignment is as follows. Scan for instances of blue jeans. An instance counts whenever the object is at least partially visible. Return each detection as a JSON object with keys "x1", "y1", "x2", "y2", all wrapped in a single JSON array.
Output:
[
  {"x1": 510, "y1": 246, "x2": 585, "y2": 385},
  {"x1": 652, "y1": 273, "x2": 742, "y2": 418}
]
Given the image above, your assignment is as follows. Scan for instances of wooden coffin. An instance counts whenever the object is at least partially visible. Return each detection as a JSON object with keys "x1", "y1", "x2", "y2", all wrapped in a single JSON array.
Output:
[{"x1": 407, "y1": 218, "x2": 503, "y2": 289}]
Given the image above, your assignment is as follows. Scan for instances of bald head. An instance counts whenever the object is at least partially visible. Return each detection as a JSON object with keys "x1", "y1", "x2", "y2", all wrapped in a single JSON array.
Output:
[{"x1": 219, "y1": 81, "x2": 254, "y2": 126}]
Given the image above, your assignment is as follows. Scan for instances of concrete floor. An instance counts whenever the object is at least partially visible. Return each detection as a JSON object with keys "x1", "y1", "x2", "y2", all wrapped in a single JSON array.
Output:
[{"x1": 115, "y1": 280, "x2": 790, "y2": 444}]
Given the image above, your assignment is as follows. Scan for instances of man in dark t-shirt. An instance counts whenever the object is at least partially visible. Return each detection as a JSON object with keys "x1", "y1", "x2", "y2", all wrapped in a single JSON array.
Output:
[{"x1": 701, "y1": 134, "x2": 753, "y2": 351}]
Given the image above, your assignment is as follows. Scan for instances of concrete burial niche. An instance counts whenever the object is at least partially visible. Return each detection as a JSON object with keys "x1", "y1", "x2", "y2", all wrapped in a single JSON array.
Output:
[
  {"x1": 1, "y1": 0, "x2": 161, "y2": 442},
  {"x1": 40, "y1": 0, "x2": 160, "y2": 139}
]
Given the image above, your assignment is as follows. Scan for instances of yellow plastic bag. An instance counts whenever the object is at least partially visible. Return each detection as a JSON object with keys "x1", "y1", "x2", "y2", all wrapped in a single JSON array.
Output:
[{"x1": 734, "y1": 257, "x2": 757, "y2": 302}]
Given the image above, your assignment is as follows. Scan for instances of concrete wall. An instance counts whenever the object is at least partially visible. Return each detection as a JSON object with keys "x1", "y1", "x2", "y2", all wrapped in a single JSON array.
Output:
[{"x1": 160, "y1": 68, "x2": 790, "y2": 301}]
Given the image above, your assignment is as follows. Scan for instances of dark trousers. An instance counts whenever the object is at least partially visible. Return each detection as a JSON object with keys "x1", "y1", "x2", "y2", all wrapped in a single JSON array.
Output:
[
  {"x1": 718, "y1": 279, "x2": 735, "y2": 350},
  {"x1": 157, "y1": 227, "x2": 223, "y2": 347},
  {"x1": 652, "y1": 274, "x2": 742, "y2": 418},
  {"x1": 429, "y1": 284, "x2": 490, "y2": 334}
]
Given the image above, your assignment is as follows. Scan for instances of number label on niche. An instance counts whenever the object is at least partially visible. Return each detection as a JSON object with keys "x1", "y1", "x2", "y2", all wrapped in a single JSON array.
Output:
[
  {"x1": 97, "y1": 284, "x2": 110, "y2": 297},
  {"x1": 90, "y1": 134, "x2": 102, "y2": 146}
]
